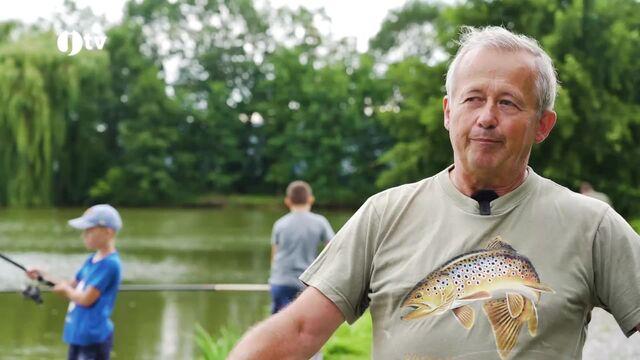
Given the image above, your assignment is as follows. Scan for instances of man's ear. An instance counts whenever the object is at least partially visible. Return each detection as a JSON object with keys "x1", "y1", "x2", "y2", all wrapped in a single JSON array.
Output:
[
  {"x1": 443, "y1": 96, "x2": 451, "y2": 130},
  {"x1": 535, "y1": 110, "x2": 557, "y2": 143}
]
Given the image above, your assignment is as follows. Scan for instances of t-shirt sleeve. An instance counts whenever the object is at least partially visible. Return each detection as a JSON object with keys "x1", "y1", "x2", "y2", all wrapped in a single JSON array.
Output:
[
  {"x1": 300, "y1": 198, "x2": 380, "y2": 324},
  {"x1": 592, "y1": 207, "x2": 640, "y2": 336},
  {"x1": 321, "y1": 216, "x2": 335, "y2": 244},
  {"x1": 271, "y1": 222, "x2": 279, "y2": 246},
  {"x1": 86, "y1": 259, "x2": 120, "y2": 293}
]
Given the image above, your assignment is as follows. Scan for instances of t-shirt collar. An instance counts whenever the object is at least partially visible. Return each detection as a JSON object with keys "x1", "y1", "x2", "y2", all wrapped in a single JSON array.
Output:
[{"x1": 437, "y1": 164, "x2": 539, "y2": 216}]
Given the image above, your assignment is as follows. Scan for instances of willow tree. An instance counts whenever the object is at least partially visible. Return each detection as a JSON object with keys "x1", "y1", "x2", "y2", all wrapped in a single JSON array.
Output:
[{"x1": 0, "y1": 29, "x2": 110, "y2": 206}]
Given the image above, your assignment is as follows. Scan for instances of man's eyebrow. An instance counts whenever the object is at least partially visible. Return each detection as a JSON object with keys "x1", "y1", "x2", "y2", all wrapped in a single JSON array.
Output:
[
  {"x1": 498, "y1": 90, "x2": 527, "y2": 104},
  {"x1": 458, "y1": 88, "x2": 483, "y2": 98}
]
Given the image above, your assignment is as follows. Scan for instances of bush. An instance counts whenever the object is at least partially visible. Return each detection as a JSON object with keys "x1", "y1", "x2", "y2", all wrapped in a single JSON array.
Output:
[
  {"x1": 193, "y1": 311, "x2": 373, "y2": 360},
  {"x1": 195, "y1": 324, "x2": 241, "y2": 360}
]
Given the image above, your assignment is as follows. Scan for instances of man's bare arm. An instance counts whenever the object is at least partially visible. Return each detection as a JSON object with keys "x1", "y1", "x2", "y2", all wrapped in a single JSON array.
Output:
[{"x1": 228, "y1": 286, "x2": 345, "y2": 360}]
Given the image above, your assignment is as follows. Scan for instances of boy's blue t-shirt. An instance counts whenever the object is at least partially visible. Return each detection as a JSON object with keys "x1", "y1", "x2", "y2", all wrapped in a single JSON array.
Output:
[{"x1": 63, "y1": 252, "x2": 122, "y2": 346}]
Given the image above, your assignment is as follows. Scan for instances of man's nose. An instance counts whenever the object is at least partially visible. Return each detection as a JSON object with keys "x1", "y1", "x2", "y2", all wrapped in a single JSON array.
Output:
[{"x1": 477, "y1": 102, "x2": 498, "y2": 128}]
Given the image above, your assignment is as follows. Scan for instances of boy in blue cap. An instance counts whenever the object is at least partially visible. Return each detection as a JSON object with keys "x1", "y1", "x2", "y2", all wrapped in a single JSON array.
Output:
[{"x1": 28, "y1": 204, "x2": 123, "y2": 360}]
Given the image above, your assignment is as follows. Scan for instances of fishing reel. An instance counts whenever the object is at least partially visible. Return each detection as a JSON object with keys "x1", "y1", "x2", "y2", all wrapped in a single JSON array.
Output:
[
  {"x1": 22, "y1": 284, "x2": 44, "y2": 304},
  {"x1": 0, "y1": 252, "x2": 54, "y2": 305},
  {"x1": 22, "y1": 275, "x2": 54, "y2": 304}
]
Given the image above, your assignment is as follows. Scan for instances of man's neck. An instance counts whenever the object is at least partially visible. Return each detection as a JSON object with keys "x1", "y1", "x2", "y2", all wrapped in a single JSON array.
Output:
[{"x1": 449, "y1": 165, "x2": 528, "y2": 197}]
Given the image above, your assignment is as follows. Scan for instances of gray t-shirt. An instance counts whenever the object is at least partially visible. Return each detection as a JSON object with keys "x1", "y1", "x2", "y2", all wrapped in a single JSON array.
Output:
[
  {"x1": 269, "y1": 211, "x2": 335, "y2": 288},
  {"x1": 301, "y1": 165, "x2": 640, "y2": 359}
]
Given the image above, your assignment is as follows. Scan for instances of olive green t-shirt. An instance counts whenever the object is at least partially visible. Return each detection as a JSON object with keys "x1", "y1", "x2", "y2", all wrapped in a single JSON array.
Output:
[{"x1": 300, "y1": 166, "x2": 640, "y2": 360}]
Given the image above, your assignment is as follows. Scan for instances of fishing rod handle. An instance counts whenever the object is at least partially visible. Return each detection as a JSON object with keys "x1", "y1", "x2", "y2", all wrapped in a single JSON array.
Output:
[{"x1": 38, "y1": 275, "x2": 55, "y2": 287}]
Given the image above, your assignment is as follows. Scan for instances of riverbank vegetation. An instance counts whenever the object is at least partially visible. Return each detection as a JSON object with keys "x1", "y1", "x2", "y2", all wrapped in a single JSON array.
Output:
[
  {"x1": 1, "y1": 0, "x2": 640, "y2": 217},
  {"x1": 196, "y1": 312, "x2": 373, "y2": 360}
]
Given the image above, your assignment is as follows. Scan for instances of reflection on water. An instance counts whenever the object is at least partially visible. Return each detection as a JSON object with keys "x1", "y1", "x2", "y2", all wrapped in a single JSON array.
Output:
[{"x1": 0, "y1": 207, "x2": 351, "y2": 359}]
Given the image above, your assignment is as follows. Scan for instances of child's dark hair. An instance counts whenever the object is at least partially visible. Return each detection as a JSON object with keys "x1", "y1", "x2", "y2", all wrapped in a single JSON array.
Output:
[{"x1": 286, "y1": 181, "x2": 312, "y2": 205}]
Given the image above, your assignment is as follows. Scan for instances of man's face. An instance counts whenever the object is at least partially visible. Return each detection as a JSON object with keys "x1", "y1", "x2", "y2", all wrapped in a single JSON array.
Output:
[{"x1": 443, "y1": 48, "x2": 555, "y2": 175}]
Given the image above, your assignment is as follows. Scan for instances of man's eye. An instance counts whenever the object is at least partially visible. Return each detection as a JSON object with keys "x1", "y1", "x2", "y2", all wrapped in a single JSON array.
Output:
[
  {"x1": 464, "y1": 97, "x2": 481, "y2": 103},
  {"x1": 499, "y1": 99, "x2": 516, "y2": 107}
]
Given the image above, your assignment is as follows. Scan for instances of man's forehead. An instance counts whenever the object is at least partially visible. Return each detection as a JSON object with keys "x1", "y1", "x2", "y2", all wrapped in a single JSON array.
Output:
[
  {"x1": 453, "y1": 48, "x2": 537, "y2": 98},
  {"x1": 459, "y1": 46, "x2": 537, "y2": 68},
  {"x1": 458, "y1": 80, "x2": 526, "y2": 97}
]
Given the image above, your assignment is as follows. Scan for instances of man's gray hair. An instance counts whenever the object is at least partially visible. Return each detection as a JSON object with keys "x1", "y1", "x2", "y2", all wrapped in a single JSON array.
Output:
[{"x1": 445, "y1": 26, "x2": 558, "y2": 113}]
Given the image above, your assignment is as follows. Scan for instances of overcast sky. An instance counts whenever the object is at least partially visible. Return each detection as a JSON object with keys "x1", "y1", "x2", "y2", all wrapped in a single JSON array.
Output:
[{"x1": 0, "y1": 0, "x2": 409, "y2": 52}]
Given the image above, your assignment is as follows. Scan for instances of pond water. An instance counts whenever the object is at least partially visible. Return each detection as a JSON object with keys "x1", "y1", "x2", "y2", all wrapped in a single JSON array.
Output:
[{"x1": 0, "y1": 207, "x2": 351, "y2": 359}]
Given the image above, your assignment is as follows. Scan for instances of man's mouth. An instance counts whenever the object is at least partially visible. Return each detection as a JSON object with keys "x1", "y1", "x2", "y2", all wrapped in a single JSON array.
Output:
[{"x1": 471, "y1": 138, "x2": 501, "y2": 143}]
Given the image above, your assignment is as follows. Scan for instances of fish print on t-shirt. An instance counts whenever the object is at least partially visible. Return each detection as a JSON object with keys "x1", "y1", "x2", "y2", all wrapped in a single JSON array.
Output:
[{"x1": 401, "y1": 236, "x2": 555, "y2": 360}]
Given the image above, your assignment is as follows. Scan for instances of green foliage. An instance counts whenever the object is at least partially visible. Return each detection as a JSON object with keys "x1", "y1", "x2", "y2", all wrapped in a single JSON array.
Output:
[
  {"x1": 324, "y1": 311, "x2": 372, "y2": 359},
  {"x1": 0, "y1": 29, "x2": 110, "y2": 206},
  {"x1": 256, "y1": 48, "x2": 391, "y2": 205},
  {"x1": 195, "y1": 324, "x2": 241, "y2": 360},
  {"x1": 192, "y1": 312, "x2": 373, "y2": 360},
  {"x1": 89, "y1": 20, "x2": 191, "y2": 205},
  {"x1": 1, "y1": 0, "x2": 640, "y2": 216},
  {"x1": 375, "y1": 58, "x2": 449, "y2": 188}
]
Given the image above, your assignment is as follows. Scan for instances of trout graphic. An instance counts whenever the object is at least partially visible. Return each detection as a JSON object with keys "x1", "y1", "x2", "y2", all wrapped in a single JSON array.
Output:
[{"x1": 401, "y1": 236, "x2": 554, "y2": 359}]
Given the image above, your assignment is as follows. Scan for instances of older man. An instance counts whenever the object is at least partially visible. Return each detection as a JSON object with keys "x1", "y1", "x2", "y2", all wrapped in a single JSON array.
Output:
[{"x1": 229, "y1": 26, "x2": 640, "y2": 360}]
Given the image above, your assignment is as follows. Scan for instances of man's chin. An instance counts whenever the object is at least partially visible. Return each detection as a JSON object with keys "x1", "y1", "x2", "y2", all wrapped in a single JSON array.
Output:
[{"x1": 467, "y1": 156, "x2": 501, "y2": 171}]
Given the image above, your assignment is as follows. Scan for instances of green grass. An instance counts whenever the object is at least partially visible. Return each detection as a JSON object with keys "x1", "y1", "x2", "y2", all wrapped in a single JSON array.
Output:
[
  {"x1": 194, "y1": 312, "x2": 373, "y2": 360},
  {"x1": 189, "y1": 193, "x2": 283, "y2": 208},
  {"x1": 194, "y1": 324, "x2": 242, "y2": 360},
  {"x1": 631, "y1": 218, "x2": 640, "y2": 233},
  {"x1": 323, "y1": 311, "x2": 372, "y2": 359}
]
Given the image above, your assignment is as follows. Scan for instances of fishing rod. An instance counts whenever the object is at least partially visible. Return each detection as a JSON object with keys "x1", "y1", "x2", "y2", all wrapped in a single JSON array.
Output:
[
  {"x1": 0, "y1": 283, "x2": 270, "y2": 293},
  {"x1": 0, "y1": 252, "x2": 55, "y2": 304}
]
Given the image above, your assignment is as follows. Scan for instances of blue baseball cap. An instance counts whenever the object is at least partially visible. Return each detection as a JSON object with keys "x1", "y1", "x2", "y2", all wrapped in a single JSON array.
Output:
[{"x1": 68, "y1": 204, "x2": 123, "y2": 232}]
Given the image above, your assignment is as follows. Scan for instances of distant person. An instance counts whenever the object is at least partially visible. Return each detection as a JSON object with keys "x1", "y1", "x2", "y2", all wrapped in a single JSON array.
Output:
[
  {"x1": 28, "y1": 204, "x2": 123, "y2": 360},
  {"x1": 269, "y1": 181, "x2": 334, "y2": 314},
  {"x1": 580, "y1": 181, "x2": 612, "y2": 206}
]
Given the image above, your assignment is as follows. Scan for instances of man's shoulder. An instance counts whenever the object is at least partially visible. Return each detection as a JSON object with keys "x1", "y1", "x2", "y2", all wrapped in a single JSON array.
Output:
[
  {"x1": 535, "y1": 174, "x2": 610, "y2": 216},
  {"x1": 366, "y1": 174, "x2": 439, "y2": 213}
]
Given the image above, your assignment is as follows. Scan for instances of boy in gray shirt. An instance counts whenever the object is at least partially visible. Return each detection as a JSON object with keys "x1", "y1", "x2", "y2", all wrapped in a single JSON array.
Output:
[{"x1": 269, "y1": 181, "x2": 334, "y2": 314}]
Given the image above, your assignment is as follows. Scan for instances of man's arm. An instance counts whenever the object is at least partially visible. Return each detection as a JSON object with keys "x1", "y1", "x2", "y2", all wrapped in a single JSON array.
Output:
[{"x1": 228, "y1": 286, "x2": 345, "y2": 360}]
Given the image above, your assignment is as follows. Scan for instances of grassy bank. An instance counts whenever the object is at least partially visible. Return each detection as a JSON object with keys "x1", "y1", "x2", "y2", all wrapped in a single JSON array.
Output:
[
  {"x1": 323, "y1": 312, "x2": 372, "y2": 359},
  {"x1": 195, "y1": 312, "x2": 372, "y2": 360},
  {"x1": 187, "y1": 193, "x2": 360, "y2": 210},
  {"x1": 187, "y1": 193, "x2": 283, "y2": 208}
]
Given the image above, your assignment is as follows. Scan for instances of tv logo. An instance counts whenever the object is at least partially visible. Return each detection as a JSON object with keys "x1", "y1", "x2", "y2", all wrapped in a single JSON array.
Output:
[{"x1": 56, "y1": 31, "x2": 107, "y2": 56}]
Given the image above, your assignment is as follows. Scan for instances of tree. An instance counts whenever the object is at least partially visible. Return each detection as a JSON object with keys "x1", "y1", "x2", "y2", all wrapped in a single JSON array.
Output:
[
  {"x1": 89, "y1": 21, "x2": 186, "y2": 205},
  {"x1": 0, "y1": 27, "x2": 111, "y2": 206}
]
